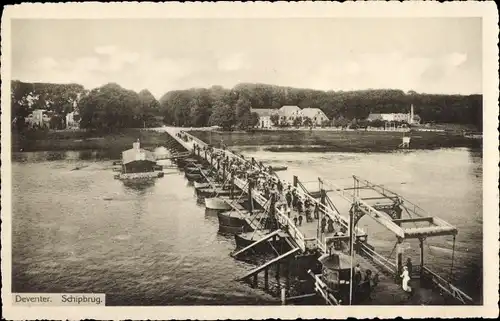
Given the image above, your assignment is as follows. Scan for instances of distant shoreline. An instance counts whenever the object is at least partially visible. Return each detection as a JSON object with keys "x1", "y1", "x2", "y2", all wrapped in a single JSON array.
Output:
[{"x1": 11, "y1": 125, "x2": 481, "y2": 154}]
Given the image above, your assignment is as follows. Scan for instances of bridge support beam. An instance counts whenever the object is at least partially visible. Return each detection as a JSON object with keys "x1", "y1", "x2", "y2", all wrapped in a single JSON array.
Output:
[
  {"x1": 230, "y1": 171, "x2": 234, "y2": 199},
  {"x1": 419, "y1": 237, "x2": 425, "y2": 278},
  {"x1": 396, "y1": 237, "x2": 404, "y2": 279},
  {"x1": 264, "y1": 268, "x2": 269, "y2": 291},
  {"x1": 247, "y1": 179, "x2": 254, "y2": 215}
]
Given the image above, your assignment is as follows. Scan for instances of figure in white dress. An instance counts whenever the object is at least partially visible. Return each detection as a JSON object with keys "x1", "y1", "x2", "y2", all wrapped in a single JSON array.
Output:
[{"x1": 400, "y1": 266, "x2": 412, "y2": 293}]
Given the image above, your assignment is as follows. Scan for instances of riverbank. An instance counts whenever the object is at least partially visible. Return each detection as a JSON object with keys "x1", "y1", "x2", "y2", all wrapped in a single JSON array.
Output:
[
  {"x1": 11, "y1": 126, "x2": 481, "y2": 153},
  {"x1": 11, "y1": 128, "x2": 172, "y2": 153},
  {"x1": 189, "y1": 129, "x2": 482, "y2": 153}
]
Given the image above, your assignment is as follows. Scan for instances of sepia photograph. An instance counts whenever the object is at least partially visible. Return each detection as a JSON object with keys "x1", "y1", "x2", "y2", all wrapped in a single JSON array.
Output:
[{"x1": 1, "y1": 2, "x2": 498, "y2": 320}]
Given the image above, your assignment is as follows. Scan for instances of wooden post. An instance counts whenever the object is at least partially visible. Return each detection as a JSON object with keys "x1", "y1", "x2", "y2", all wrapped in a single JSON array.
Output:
[
  {"x1": 222, "y1": 160, "x2": 226, "y2": 184},
  {"x1": 293, "y1": 175, "x2": 298, "y2": 188},
  {"x1": 281, "y1": 288, "x2": 286, "y2": 305},
  {"x1": 264, "y1": 268, "x2": 269, "y2": 291},
  {"x1": 253, "y1": 274, "x2": 258, "y2": 288},
  {"x1": 230, "y1": 170, "x2": 234, "y2": 199},
  {"x1": 248, "y1": 179, "x2": 254, "y2": 215},
  {"x1": 396, "y1": 237, "x2": 404, "y2": 280},
  {"x1": 319, "y1": 189, "x2": 326, "y2": 240},
  {"x1": 348, "y1": 204, "x2": 355, "y2": 305},
  {"x1": 419, "y1": 237, "x2": 424, "y2": 278},
  {"x1": 269, "y1": 192, "x2": 277, "y2": 230},
  {"x1": 275, "y1": 262, "x2": 281, "y2": 295},
  {"x1": 349, "y1": 205, "x2": 355, "y2": 256},
  {"x1": 285, "y1": 259, "x2": 291, "y2": 293}
]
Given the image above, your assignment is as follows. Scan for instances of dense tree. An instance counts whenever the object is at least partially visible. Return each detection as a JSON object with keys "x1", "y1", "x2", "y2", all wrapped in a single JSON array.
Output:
[
  {"x1": 302, "y1": 116, "x2": 313, "y2": 128},
  {"x1": 12, "y1": 80, "x2": 483, "y2": 132},
  {"x1": 270, "y1": 114, "x2": 280, "y2": 126},
  {"x1": 10, "y1": 80, "x2": 85, "y2": 131},
  {"x1": 209, "y1": 102, "x2": 235, "y2": 130},
  {"x1": 249, "y1": 112, "x2": 260, "y2": 128},
  {"x1": 234, "y1": 96, "x2": 253, "y2": 129},
  {"x1": 78, "y1": 83, "x2": 141, "y2": 131},
  {"x1": 138, "y1": 89, "x2": 160, "y2": 127},
  {"x1": 293, "y1": 117, "x2": 302, "y2": 128}
]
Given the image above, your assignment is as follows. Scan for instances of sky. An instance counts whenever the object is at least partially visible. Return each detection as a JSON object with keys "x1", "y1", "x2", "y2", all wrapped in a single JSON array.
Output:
[{"x1": 11, "y1": 18, "x2": 482, "y2": 98}]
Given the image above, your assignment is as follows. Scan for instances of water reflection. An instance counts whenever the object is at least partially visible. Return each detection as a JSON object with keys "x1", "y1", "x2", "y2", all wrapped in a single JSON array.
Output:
[
  {"x1": 122, "y1": 179, "x2": 157, "y2": 191},
  {"x1": 12, "y1": 150, "x2": 121, "y2": 163},
  {"x1": 11, "y1": 147, "x2": 483, "y2": 303}
]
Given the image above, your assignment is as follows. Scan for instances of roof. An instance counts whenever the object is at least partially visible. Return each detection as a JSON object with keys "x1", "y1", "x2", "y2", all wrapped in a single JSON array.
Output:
[
  {"x1": 251, "y1": 108, "x2": 276, "y2": 117},
  {"x1": 367, "y1": 113, "x2": 383, "y2": 121},
  {"x1": 300, "y1": 108, "x2": 328, "y2": 120},
  {"x1": 122, "y1": 148, "x2": 156, "y2": 164},
  {"x1": 278, "y1": 105, "x2": 301, "y2": 117},
  {"x1": 319, "y1": 252, "x2": 356, "y2": 270}
]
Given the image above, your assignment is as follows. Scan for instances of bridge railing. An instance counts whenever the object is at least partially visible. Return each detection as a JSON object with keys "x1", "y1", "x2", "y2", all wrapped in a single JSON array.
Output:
[
  {"x1": 234, "y1": 175, "x2": 307, "y2": 252},
  {"x1": 422, "y1": 266, "x2": 474, "y2": 305},
  {"x1": 180, "y1": 131, "x2": 362, "y2": 254},
  {"x1": 358, "y1": 242, "x2": 397, "y2": 275},
  {"x1": 275, "y1": 208, "x2": 306, "y2": 251}
]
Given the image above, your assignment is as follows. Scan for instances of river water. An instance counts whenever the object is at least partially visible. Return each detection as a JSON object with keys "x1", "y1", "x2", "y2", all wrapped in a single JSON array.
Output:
[{"x1": 11, "y1": 147, "x2": 483, "y2": 305}]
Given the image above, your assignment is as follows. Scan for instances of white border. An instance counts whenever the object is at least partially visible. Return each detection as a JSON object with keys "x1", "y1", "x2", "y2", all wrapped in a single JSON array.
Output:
[{"x1": 1, "y1": 2, "x2": 498, "y2": 319}]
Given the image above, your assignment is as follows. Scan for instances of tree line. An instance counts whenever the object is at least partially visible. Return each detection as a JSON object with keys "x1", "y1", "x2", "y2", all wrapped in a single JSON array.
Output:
[
  {"x1": 11, "y1": 80, "x2": 483, "y2": 132},
  {"x1": 157, "y1": 83, "x2": 482, "y2": 130}
]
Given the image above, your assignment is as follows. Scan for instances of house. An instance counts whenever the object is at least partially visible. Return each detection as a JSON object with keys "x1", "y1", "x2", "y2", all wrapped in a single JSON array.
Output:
[
  {"x1": 299, "y1": 108, "x2": 329, "y2": 126},
  {"x1": 25, "y1": 109, "x2": 51, "y2": 128},
  {"x1": 251, "y1": 108, "x2": 276, "y2": 128},
  {"x1": 366, "y1": 105, "x2": 420, "y2": 125},
  {"x1": 278, "y1": 105, "x2": 301, "y2": 124},
  {"x1": 122, "y1": 140, "x2": 157, "y2": 173},
  {"x1": 366, "y1": 113, "x2": 383, "y2": 122},
  {"x1": 252, "y1": 105, "x2": 330, "y2": 128},
  {"x1": 65, "y1": 111, "x2": 80, "y2": 129}
]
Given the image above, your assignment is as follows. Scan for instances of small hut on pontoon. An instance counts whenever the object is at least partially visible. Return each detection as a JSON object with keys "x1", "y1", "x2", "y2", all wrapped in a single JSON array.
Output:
[{"x1": 121, "y1": 139, "x2": 157, "y2": 174}]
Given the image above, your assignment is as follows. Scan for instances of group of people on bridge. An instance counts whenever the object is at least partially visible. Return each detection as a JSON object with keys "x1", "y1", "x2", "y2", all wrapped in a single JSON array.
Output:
[{"x1": 191, "y1": 141, "x2": 350, "y2": 239}]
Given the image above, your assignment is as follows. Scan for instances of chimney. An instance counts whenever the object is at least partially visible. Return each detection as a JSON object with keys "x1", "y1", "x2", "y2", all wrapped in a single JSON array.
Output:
[{"x1": 133, "y1": 139, "x2": 140, "y2": 150}]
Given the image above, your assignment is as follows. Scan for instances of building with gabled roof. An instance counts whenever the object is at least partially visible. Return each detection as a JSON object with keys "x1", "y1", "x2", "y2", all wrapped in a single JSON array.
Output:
[
  {"x1": 251, "y1": 108, "x2": 277, "y2": 128},
  {"x1": 299, "y1": 108, "x2": 329, "y2": 126}
]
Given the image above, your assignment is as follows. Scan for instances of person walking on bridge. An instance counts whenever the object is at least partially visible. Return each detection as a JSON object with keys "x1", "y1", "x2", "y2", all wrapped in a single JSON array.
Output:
[
  {"x1": 327, "y1": 218, "x2": 334, "y2": 233},
  {"x1": 321, "y1": 216, "x2": 327, "y2": 234},
  {"x1": 400, "y1": 266, "x2": 412, "y2": 294},
  {"x1": 305, "y1": 205, "x2": 312, "y2": 223},
  {"x1": 406, "y1": 258, "x2": 413, "y2": 277},
  {"x1": 285, "y1": 190, "x2": 292, "y2": 207}
]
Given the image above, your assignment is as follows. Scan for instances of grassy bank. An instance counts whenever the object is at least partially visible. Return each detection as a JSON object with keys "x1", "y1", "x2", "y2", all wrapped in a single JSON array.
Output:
[
  {"x1": 189, "y1": 129, "x2": 482, "y2": 153},
  {"x1": 11, "y1": 126, "x2": 481, "y2": 154},
  {"x1": 11, "y1": 129, "x2": 173, "y2": 153}
]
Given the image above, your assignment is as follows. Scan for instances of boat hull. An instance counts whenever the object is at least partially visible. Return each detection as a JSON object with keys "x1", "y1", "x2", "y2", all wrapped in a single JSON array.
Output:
[
  {"x1": 115, "y1": 171, "x2": 163, "y2": 180},
  {"x1": 205, "y1": 197, "x2": 232, "y2": 210},
  {"x1": 234, "y1": 230, "x2": 281, "y2": 253},
  {"x1": 194, "y1": 181, "x2": 210, "y2": 189},
  {"x1": 217, "y1": 210, "x2": 252, "y2": 233},
  {"x1": 196, "y1": 187, "x2": 232, "y2": 198},
  {"x1": 185, "y1": 172, "x2": 202, "y2": 181}
]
